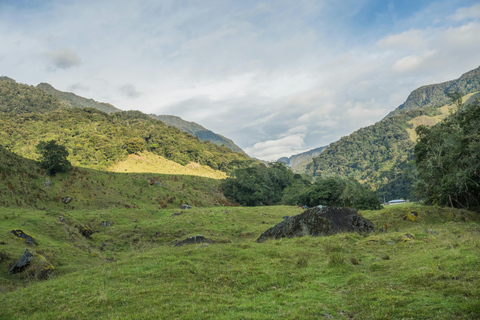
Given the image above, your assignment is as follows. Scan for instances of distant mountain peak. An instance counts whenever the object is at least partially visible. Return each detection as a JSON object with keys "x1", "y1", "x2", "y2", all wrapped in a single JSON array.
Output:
[
  {"x1": 277, "y1": 146, "x2": 328, "y2": 173},
  {"x1": 385, "y1": 65, "x2": 480, "y2": 118},
  {"x1": 36, "y1": 82, "x2": 121, "y2": 114}
]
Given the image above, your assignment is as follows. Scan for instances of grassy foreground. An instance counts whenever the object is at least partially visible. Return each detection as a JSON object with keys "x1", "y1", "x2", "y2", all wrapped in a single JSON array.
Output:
[{"x1": 1, "y1": 203, "x2": 479, "y2": 319}]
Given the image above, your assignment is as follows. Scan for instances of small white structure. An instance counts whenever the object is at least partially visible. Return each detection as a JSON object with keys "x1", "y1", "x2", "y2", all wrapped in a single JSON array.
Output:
[{"x1": 388, "y1": 199, "x2": 406, "y2": 205}]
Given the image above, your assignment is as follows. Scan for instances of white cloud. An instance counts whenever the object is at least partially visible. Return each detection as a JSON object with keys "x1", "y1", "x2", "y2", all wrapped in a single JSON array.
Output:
[
  {"x1": 377, "y1": 29, "x2": 424, "y2": 50},
  {"x1": 1, "y1": 0, "x2": 479, "y2": 161},
  {"x1": 449, "y1": 3, "x2": 480, "y2": 21},
  {"x1": 245, "y1": 134, "x2": 307, "y2": 161},
  {"x1": 391, "y1": 51, "x2": 437, "y2": 74}
]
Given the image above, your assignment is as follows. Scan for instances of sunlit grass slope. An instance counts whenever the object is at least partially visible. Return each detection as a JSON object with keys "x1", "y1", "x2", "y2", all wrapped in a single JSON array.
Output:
[
  {"x1": 0, "y1": 146, "x2": 228, "y2": 210},
  {"x1": 1, "y1": 203, "x2": 479, "y2": 319},
  {"x1": 107, "y1": 151, "x2": 227, "y2": 179},
  {"x1": 406, "y1": 91, "x2": 480, "y2": 141}
]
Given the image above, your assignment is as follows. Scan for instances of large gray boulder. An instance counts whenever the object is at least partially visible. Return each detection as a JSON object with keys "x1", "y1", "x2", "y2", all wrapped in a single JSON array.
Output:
[
  {"x1": 9, "y1": 248, "x2": 33, "y2": 274},
  {"x1": 256, "y1": 206, "x2": 374, "y2": 242}
]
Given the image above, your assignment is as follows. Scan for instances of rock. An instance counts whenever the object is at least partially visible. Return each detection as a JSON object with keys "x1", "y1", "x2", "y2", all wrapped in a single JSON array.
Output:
[
  {"x1": 9, "y1": 248, "x2": 33, "y2": 274},
  {"x1": 75, "y1": 225, "x2": 94, "y2": 238},
  {"x1": 386, "y1": 241, "x2": 395, "y2": 245},
  {"x1": 101, "y1": 221, "x2": 111, "y2": 227},
  {"x1": 59, "y1": 215, "x2": 66, "y2": 223},
  {"x1": 180, "y1": 204, "x2": 192, "y2": 209},
  {"x1": 282, "y1": 216, "x2": 289, "y2": 219},
  {"x1": 255, "y1": 206, "x2": 374, "y2": 242},
  {"x1": 61, "y1": 196, "x2": 72, "y2": 204},
  {"x1": 174, "y1": 234, "x2": 213, "y2": 247},
  {"x1": 44, "y1": 179, "x2": 52, "y2": 187},
  {"x1": 171, "y1": 212, "x2": 184, "y2": 217},
  {"x1": 11, "y1": 229, "x2": 36, "y2": 244}
]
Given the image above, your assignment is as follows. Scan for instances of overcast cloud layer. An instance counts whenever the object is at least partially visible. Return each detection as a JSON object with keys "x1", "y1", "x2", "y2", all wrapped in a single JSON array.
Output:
[{"x1": 1, "y1": 0, "x2": 479, "y2": 160}]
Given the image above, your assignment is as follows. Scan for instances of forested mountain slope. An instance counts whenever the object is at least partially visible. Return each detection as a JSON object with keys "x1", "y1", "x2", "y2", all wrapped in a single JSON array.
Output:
[
  {"x1": 0, "y1": 77, "x2": 66, "y2": 114},
  {"x1": 306, "y1": 67, "x2": 480, "y2": 201},
  {"x1": 149, "y1": 114, "x2": 245, "y2": 154},
  {"x1": 277, "y1": 146, "x2": 328, "y2": 173},
  {"x1": 306, "y1": 108, "x2": 440, "y2": 200},
  {"x1": 34, "y1": 81, "x2": 245, "y2": 153},
  {"x1": 385, "y1": 66, "x2": 480, "y2": 118},
  {"x1": 37, "y1": 82, "x2": 121, "y2": 114},
  {"x1": 0, "y1": 80, "x2": 250, "y2": 172}
]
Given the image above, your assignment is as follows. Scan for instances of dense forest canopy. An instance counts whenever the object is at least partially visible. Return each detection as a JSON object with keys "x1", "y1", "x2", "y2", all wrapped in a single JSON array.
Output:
[
  {"x1": 414, "y1": 99, "x2": 480, "y2": 211},
  {"x1": 306, "y1": 107, "x2": 441, "y2": 201},
  {"x1": 0, "y1": 80, "x2": 250, "y2": 172},
  {"x1": 222, "y1": 162, "x2": 382, "y2": 210}
]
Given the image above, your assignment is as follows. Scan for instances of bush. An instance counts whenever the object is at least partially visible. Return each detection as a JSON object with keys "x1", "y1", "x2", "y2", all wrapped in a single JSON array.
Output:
[{"x1": 36, "y1": 140, "x2": 71, "y2": 175}]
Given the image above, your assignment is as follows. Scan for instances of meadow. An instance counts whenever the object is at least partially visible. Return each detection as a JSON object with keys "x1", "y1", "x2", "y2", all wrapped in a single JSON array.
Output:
[{"x1": 1, "y1": 203, "x2": 479, "y2": 319}]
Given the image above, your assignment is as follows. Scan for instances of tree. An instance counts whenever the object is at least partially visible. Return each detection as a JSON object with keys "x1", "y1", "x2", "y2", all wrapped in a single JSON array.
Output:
[
  {"x1": 124, "y1": 137, "x2": 146, "y2": 154},
  {"x1": 446, "y1": 91, "x2": 463, "y2": 113},
  {"x1": 222, "y1": 162, "x2": 294, "y2": 206},
  {"x1": 36, "y1": 140, "x2": 71, "y2": 175},
  {"x1": 414, "y1": 99, "x2": 480, "y2": 210}
]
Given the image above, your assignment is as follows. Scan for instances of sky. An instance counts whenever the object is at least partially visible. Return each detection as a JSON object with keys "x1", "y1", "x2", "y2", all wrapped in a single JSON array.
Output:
[{"x1": 1, "y1": 0, "x2": 480, "y2": 161}]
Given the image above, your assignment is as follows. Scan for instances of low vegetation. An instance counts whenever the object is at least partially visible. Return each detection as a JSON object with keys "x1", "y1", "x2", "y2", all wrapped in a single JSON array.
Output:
[
  {"x1": 0, "y1": 203, "x2": 479, "y2": 319},
  {"x1": 1, "y1": 71, "x2": 480, "y2": 319},
  {"x1": 0, "y1": 145, "x2": 229, "y2": 210},
  {"x1": 107, "y1": 151, "x2": 227, "y2": 179}
]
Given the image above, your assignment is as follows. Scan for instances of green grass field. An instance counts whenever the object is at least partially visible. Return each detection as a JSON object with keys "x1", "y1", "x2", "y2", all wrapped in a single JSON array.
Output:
[{"x1": 1, "y1": 203, "x2": 479, "y2": 319}]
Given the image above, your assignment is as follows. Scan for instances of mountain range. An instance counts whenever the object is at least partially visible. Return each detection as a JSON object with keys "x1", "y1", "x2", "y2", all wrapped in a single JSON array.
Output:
[
  {"x1": 303, "y1": 66, "x2": 480, "y2": 200},
  {"x1": 2, "y1": 65, "x2": 480, "y2": 202},
  {"x1": 34, "y1": 81, "x2": 245, "y2": 154},
  {"x1": 0, "y1": 78, "x2": 250, "y2": 174}
]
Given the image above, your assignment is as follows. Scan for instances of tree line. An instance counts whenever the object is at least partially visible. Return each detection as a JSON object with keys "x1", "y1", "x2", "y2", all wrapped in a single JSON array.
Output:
[
  {"x1": 414, "y1": 97, "x2": 480, "y2": 210},
  {"x1": 222, "y1": 162, "x2": 382, "y2": 210}
]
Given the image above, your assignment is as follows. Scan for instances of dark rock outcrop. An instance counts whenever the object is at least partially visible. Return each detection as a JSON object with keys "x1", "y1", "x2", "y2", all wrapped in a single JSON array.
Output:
[
  {"x1": 174, "y1": 234, "x2": 213, "y2": 247},
  {"x1": 256, "y1": 206, "x2": 374, "y2": 242},
  {"x1": 11, "y1": 229, "x2": 36, "y2": 244},
  {"x1": 75, "y1": 225, "x2": 94, "y2": 238},
  {"x1": 9, "y1": 248, "x2": 33, "y2": 274}
]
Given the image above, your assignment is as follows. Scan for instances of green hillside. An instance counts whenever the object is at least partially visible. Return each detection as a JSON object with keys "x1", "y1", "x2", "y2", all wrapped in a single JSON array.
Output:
[
  {"x1": 1, "y1": 74, "x2": 480, "y2": 318},
  {"x1": 0, "y1": 145, "x2": 229, "y2": 210},
  {"x1": 306, "y1": 67, "x2": 480, "y2": 201},
  {"x1": 0, "y1": 78, "x2": 66, "y2": 114},
  {"x1": 36, "y1": 83, "x2": 121, "y2": 114},
  {"x1": 386, "y1": 65, "x2": 480, "y2": 118},
  {"x1": 150, "y1": 114, "x2": 246, "y2": 154},
  {"x1": 1, "y1": 201, "x2": 479, "y2": 319},
  {"x1": 306, "y1": 107, "x2": 440, "y2": 200},
  {"x1": 34, "y1": 81, "x2": 246, "y2": 154},
  {"x1": 0, "y1": 80, "x2": 250, "y2": 172}
]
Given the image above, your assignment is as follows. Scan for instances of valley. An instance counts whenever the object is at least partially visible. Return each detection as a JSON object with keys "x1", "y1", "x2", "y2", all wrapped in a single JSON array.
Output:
[{"x1": 1, "y1": 66, "x2": 480, "y2": 319}]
